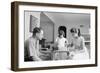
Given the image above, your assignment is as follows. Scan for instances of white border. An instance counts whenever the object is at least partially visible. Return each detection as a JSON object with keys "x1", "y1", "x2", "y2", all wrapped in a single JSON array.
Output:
[{"x1": 19, "y1": 5, "x2": 96, "y2": 68}]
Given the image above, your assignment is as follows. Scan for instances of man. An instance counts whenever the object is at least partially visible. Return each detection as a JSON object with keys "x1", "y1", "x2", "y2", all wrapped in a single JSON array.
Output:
[{"x1": 24, "y1": 27, "x2": 44, "y2": 61}]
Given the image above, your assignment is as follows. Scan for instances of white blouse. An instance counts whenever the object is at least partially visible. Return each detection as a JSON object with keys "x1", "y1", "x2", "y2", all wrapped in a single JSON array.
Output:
[{"x1": 55, "y1": 37, "x2": 68, "y2": 51}]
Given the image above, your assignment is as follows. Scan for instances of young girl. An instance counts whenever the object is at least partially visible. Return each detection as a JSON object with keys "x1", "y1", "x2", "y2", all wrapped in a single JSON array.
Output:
[
  {"x1": 69, "y1": 28, "x2": 89, "y2": 60},
  {"x1": 53, "y1": 30, "x2": 68, "y2": 60}
]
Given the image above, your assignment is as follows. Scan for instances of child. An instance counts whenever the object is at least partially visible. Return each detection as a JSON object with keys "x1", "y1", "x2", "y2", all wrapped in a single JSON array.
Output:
[
  {"x1": 69, "y1": 28, "x2": 89, "y2": 60},
  {"x1": 53, "y1": 30, "x2": 68, "y2": 60}
]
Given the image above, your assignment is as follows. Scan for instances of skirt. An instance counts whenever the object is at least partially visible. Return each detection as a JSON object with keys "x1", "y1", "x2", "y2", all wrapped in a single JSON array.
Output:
[{"x1": 72, "y1": 47, "x2": 89, "y2": 60}]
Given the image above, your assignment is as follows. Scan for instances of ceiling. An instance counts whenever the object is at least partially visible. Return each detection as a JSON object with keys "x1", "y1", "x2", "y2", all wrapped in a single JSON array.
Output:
[{"x1": 43, "y1": 12, "x2": 90, "y2": 25}]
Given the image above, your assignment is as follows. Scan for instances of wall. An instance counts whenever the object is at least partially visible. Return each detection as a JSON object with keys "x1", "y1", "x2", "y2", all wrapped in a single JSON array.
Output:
[
  {"x1": 0, "y1": 0, "x2": 100, "y2": 73},
  {"x1": 25, "y1": 11, "x2": 90, "y2": 43},
  {"x1": 40, "y1": 12, "x2": 54, "y2": 43},
  {"x1": 24, "y1": 11, "x2": 55, "y2": 42},
  {"x1": 24, "y1": 11, "x2": 40, "y2": 40},
  {"x1": 44, "y1": 12, "x2": 90, "y2": 43}
]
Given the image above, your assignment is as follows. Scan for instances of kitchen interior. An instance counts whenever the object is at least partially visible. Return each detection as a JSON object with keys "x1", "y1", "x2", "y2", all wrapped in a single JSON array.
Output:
[{"x1": 24, "y1": 11, "x2": 90, "y2": 60}]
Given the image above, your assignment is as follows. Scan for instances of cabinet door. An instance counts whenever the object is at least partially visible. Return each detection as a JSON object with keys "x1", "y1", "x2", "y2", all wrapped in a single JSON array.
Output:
[{"x1": 40, "y1": 12, "x2": 54, "y2": 43}]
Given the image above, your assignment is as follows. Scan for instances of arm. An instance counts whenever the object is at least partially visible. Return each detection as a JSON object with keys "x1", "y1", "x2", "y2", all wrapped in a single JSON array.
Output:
[
  {"x1": 65, "y1": 39, "x2": 68, "y2": 47},
  {"x1": 78, "y1": 36, "x2": 87, "y2": 53},
  {"x1": 68, "y1": 39, "x2": 75, "y2": 52},
  {"x1": 28, "y1": 40, "x2": 42, "y2": 61},
  {"x1": 55, "y1": 37, "x2": 59, "y2": 47},
  {"x1": 80, "y1": 37, "x2": 85, "y2": 50},
  {"x1": 79, "y1": 36, "x2": 89, "y2": 53}
]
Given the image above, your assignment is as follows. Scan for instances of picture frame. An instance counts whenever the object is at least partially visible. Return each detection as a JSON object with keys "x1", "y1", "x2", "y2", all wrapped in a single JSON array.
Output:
[{"x1": 11, "y1": 1, "x2": 98, "y2": 71}]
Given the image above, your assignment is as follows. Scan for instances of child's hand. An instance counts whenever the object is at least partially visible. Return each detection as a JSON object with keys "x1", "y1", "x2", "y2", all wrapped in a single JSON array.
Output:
[
  {"x1": 68, "y1": 46, "x2": 75, "y2": 52},
  {"x1": 69, "y1": 51, "x2": 75, "y2": 59}
]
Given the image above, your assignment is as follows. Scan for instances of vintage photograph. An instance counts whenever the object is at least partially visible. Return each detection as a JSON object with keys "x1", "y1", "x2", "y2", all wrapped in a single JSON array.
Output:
[
  {"x1": 11, "y1": 2, "x2": 97, "y2": 71},
  {"x1": 24, "y1": 11, "x2": 91, "y2": 62}
]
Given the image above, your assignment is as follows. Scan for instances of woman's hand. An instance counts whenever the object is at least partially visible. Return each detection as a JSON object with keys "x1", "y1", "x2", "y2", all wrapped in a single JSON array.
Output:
[{"x1": 68, "y1": 46, "x2": 75, "y2": 52}]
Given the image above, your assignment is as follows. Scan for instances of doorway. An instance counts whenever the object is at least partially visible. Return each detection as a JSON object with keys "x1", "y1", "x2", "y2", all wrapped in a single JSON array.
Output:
[{"x1": 58, "y1": 26, "x2": 67, "y2": 38}]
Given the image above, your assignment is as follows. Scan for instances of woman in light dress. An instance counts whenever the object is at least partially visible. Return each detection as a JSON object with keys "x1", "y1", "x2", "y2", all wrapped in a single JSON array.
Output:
[
  {"x1": 53, "y1": 30, "x2": 68, "y2": 60},
  {"x1": 69, "y1": 28, "x2": 89, "y2": 60}
]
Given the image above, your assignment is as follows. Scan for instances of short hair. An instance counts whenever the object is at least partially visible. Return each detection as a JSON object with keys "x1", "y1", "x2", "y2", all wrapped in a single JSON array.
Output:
[
  {"x1": 58, "y1": 30, "x2": 65, "y2": 37},
  {"x1": 70, "y1": 28, "x2": 81, "y2": 36},
  {"x1": 32, "y1": 27, "x2": 42, "y2": 36}
]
